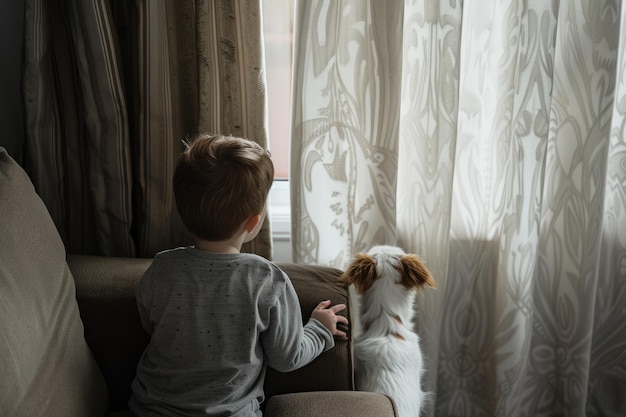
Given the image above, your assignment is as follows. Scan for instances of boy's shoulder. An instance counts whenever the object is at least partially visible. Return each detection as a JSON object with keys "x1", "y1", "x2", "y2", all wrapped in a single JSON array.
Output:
[{"x1": 152, "y1": 247, "x2": 284, "y2": 274}]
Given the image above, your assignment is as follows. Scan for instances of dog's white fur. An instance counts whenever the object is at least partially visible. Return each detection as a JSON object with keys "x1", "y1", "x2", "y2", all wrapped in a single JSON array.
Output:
[{"x1": 341, "y1": 245, "x2": 436, "y2": 417}]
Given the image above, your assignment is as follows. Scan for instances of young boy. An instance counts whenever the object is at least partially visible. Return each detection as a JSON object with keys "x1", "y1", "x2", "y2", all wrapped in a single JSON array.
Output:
[{"x1": 129, "y1": 133, "x2": 349, "y2": 417}]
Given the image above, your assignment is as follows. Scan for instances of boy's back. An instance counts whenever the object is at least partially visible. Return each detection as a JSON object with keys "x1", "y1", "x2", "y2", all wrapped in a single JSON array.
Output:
[
  {"x1": 129, "y1": 134, "x2": 348, "y2": 416},
  {"x1": 129, "y1": 248, "x2": 333, "y2": 417}
]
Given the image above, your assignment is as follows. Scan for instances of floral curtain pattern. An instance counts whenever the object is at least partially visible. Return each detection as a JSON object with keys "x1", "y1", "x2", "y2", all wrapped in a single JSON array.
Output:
[
  {"x1": 290, "y1": 0, "x2": 626, "y2": 415},
  {"x1": 290, "y1": 1, "x2": 405, "y2": 265},
  {"x1": 21, "y1": 0, "x2": 271, "y2": 258}
]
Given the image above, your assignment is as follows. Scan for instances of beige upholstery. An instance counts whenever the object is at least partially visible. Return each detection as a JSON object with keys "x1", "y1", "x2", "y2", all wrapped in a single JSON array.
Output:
[
  {"x1": 265, "y1": 391, "x2": 398, "y2": 417},
  {"x1": 0, "y1": 147, "x2": 108, "y2": 417}
]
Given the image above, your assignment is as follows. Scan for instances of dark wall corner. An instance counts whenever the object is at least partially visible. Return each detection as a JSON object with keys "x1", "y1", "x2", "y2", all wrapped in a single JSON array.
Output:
[{"x1": 0, "y1": 0, "x2": 25, "y2": 164}]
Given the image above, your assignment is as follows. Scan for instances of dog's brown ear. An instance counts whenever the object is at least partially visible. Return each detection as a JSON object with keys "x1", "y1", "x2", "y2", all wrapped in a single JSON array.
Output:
[
  {"x1": 397, "y1": 254, "x2": 436, "y2": 291},
  {"x1": 339, "y1": 253, "x2": 378, "y2": 294}
]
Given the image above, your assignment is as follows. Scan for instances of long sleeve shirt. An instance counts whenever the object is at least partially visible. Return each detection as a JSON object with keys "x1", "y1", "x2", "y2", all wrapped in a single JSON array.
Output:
[{"x1": 129, "y1": 247, "x2": 334, "y2": 417}]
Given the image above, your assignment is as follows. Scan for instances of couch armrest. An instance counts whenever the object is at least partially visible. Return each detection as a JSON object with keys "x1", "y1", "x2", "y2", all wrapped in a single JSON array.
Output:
[
  {"x1": 69, "y1": 255, "x2": 355, "y2": 412},
  {"x1": 265, "y1": 391, "x2": 397, "y2": 417}
]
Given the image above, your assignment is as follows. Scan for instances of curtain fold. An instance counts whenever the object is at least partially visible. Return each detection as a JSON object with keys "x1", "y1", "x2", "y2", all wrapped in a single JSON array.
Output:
[
  {"x1": 290, "y1": 0, "x2": 405, "y2": 265},
  {"x1": 22, "y1": 0, "x2": 272, "y2": 259},
  {"x1": 291, "y1": 0, "x2": 626, "y2": 416}
]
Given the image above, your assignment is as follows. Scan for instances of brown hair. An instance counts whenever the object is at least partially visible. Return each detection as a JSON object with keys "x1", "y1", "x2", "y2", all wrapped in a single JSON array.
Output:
[{"x1": 173, "y1": 133, "x2": 274, "y2": 241}]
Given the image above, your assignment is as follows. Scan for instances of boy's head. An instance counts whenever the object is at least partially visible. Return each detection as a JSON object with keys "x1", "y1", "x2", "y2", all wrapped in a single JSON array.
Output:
[{"x1": 173, "y1": 133, "x2": 274, "y2": 241}]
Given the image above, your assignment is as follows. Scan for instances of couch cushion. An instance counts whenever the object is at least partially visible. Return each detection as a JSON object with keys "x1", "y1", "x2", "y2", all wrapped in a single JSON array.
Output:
[
  {"x1": 265, "y1": 391, "x2": 397, "y2": 417},
  {"x1": 264, "y1": 263, "x2": 354, "y2": 398},
  {"x1": 68, "y1": 254, "x2": 152, "y2": 412},
  {"x1": 0, "y1": 148, "x2": 108, "y2": 417}
]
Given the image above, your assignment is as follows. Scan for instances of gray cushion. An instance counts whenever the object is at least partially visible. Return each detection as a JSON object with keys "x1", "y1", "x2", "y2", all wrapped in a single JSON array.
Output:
[{"x1": 0, "y1": 147, "x2": 108, "y2": 417}]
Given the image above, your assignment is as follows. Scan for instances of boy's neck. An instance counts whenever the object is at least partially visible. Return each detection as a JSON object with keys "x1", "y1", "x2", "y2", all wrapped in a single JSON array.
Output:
[
  {"x1": 192, "y1": 215, "x2": 261, "y2": 255},
  {"x1": 194, "y1": 237, "x2": 242, "y2": 254}
]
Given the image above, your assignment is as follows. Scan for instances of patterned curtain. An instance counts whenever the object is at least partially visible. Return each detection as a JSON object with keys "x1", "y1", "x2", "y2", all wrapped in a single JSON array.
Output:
[
  {"x1": 21, "y1": 0, "x2": 271, "y2": 258},
  {"x1": 291, "y1": 1, "x2": 626, "y2": 416}
]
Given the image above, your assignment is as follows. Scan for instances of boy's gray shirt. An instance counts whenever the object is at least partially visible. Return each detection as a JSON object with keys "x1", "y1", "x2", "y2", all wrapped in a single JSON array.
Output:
[{"x1": 129, "y1": 247, "x2": 334, "y2": 417}]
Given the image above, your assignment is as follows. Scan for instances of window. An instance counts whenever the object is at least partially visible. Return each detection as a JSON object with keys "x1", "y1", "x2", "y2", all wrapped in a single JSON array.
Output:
[
  {"x1": 263, "y1": 0, "x2": 294, "y2": 261},
  {"x1": 263, "y1": 0, "x2": 293, "y2": 180}
]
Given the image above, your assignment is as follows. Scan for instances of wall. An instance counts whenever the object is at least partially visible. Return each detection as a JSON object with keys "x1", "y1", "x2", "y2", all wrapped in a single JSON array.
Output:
[{"x1": 0, "y1": 0, "x2": 25, "y2": 163}]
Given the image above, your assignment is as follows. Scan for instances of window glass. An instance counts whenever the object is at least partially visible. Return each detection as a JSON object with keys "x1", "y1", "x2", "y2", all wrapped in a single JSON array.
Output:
[{"x1": 263, "y1": 0, "x2": 294, "y2": 179}]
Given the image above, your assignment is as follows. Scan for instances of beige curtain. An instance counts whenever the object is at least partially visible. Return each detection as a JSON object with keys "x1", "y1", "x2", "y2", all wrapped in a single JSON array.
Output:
[
  {"x1": 291, "y1": 0, "x2": 626, "y2": 416},
  {"x1": 22, "y1": 0, "x2": 271, "y2": 258}
]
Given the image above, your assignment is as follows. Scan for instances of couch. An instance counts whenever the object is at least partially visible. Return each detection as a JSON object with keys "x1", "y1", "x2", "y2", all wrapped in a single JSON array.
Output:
[{"x1": 0, "y1": 147, "x2": 397, "y2": 417}]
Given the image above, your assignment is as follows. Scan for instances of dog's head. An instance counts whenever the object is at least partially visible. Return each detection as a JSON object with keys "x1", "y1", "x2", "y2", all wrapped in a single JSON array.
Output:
[{"x1": 340, "y1": 245, "x2": 436, "y2": 295}]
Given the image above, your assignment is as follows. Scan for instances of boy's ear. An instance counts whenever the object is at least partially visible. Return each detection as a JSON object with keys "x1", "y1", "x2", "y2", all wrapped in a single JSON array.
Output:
[{"x1": 245, "y1": 214, "x2": 262, "y2": 234}]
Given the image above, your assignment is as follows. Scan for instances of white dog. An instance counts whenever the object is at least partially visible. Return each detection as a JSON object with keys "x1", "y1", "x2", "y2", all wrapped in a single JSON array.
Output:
[{"x1": 340, "y1": 245, "x2": 436, "y2": 417}]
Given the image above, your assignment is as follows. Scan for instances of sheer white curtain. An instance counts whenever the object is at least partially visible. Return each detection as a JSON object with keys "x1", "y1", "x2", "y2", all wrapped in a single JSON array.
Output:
[{"x1": 290, "y1": 1, "x2": 626, "y2": 416}]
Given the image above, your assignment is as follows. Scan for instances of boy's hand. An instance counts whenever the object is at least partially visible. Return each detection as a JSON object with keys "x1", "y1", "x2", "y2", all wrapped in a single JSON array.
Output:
[{"x1": 311, "y1": 300, "x2": 349, "y2": 340}]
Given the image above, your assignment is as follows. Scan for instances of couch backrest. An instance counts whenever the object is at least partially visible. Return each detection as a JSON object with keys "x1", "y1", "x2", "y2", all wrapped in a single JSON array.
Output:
[
  {"x1": 67, "y1": 257, "x2": 355, "y2": 412},
  {"x1": 0, "y1": 147, "x2": 108, "y2": 417},
  {"x1": 266, "y1": 263, "x2": 355, "y2": 397}
]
